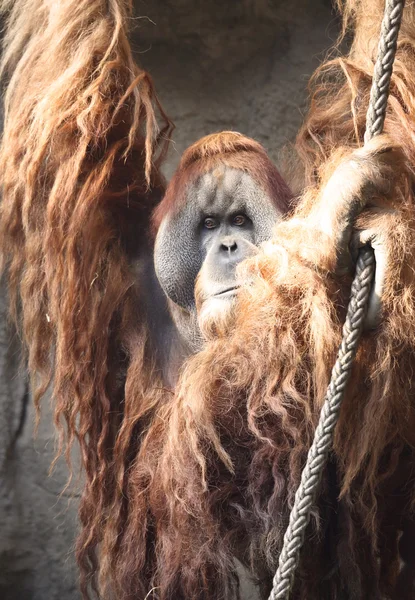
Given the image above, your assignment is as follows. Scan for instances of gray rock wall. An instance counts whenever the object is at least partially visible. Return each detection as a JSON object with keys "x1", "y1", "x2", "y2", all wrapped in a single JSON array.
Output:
[{"x1": 0, "y1": 2, "x2": 336, "y2": 598}]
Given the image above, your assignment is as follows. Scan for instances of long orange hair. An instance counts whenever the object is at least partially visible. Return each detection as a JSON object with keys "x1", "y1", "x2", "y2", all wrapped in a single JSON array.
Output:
[{"x1": 0, "y1": 0, "x2": 172, "y2": 596}]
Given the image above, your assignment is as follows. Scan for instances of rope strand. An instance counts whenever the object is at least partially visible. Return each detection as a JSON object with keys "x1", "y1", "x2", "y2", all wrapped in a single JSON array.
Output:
[{"x1": 268, "y1": 1, "x2": 405, "y2": 598}]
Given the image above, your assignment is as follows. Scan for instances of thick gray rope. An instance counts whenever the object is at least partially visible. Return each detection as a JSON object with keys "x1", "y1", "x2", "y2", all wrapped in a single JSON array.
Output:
[
  {"x1": 268, "y1": 247, "x2": 375, "y2": 600},
  {"x1": 365, "y1": 0, "x2": 405, "y2": 143},
  {"x1": 268, "y1": 1, "x2": 405, "y2": 599}
]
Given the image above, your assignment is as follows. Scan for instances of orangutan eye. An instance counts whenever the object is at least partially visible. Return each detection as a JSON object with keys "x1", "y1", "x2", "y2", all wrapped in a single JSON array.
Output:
[
  {"x1": 204, "y1": 217, "x2": 218, "y2": 229},
  {"x1": 233, "y1": 214, "x2": 247, "y2": 226}
]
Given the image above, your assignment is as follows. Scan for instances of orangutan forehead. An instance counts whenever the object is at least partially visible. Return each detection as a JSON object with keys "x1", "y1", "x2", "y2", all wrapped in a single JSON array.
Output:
[{"x1": 194, "y1": 166, "x2": 268, "y2": 213}]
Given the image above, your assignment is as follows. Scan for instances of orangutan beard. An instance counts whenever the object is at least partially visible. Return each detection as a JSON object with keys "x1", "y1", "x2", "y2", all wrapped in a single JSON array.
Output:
[{"x1": 195, "y1": 273, "x2": 240, "y2": 341}]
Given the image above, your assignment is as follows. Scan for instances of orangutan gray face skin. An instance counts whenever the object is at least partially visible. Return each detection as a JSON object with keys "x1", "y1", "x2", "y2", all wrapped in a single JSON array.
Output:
[{"x1": 154, "y1": 165, "x2": 282, "y2": 349}]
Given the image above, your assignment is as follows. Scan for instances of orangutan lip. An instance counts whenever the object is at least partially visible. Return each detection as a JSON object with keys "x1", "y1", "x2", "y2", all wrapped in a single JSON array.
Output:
[{"x1": 214, "y1": 286, "x2": 240, "y2": 297}]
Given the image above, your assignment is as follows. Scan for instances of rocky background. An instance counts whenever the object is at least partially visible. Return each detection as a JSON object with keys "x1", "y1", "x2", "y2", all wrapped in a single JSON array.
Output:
[{"x1": 0, "y1": 1, "x2": 338, "y2": 598}]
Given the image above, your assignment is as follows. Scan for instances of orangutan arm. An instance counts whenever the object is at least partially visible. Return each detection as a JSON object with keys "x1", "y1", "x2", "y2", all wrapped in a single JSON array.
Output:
[{"x1": 275, "y1": 134, "x2": 406, "y2": 327}]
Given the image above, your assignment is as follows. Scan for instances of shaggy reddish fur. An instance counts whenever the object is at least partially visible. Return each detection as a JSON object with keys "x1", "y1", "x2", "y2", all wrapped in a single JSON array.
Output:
[
  {"x1": 0, "y1": 0, "x2": 172, "y2": 596},
  {"x1": 2, "y1": 0, "x2": 415, "y2": 599}
]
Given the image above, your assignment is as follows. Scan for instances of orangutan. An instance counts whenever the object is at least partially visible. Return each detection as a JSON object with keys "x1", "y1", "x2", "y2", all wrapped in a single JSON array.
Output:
[{"x1": 1, "y1": 0, "x2": 415, "y2": 598}]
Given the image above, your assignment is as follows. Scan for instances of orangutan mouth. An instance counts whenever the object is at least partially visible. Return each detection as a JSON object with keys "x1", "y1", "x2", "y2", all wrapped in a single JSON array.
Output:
[{"x1": 214, "y1": 286, "x2": 240, "y2": 298}]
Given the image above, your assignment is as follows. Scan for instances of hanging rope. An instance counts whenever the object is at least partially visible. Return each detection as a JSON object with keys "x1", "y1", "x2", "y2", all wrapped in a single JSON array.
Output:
[{"x1": 268, "y1": 1, "x2": 405, "y2": 599}]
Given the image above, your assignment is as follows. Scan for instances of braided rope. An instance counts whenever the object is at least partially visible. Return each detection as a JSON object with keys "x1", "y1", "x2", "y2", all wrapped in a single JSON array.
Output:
[
  {"x1": 268, "y1": 2, "x2": 405, "y2": 599},
  {"x1": 365, "y1": 0, "x2": 405, "y2": 142},
  {"x1": 268, "y1": 248, "x2": 375, "y2": 600}
]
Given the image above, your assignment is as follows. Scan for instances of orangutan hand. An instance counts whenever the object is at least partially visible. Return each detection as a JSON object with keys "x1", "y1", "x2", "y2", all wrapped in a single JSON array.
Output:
[
  {"x1": 351, "y1": 214, "x2": 397, "y2": 329},
  {"x1": 313, "y1": 134, "x2": 405, "y2": 329}
]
